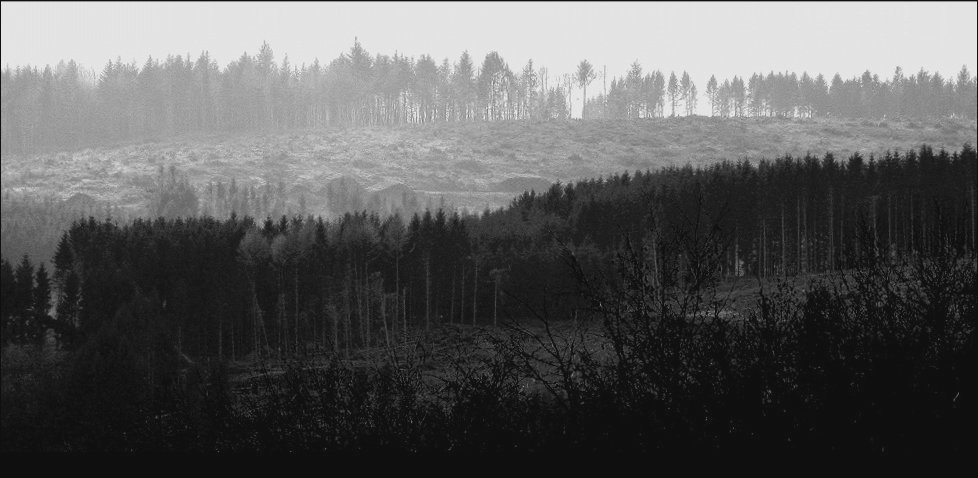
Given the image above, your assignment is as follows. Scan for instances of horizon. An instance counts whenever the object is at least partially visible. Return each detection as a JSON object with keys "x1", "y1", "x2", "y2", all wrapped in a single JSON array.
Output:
[{"x1": 2, "y1": 1, "x2": 976, "y2": 117}]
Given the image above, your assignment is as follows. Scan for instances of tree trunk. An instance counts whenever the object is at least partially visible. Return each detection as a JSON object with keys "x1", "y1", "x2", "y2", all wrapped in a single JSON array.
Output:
[
  {"x1": 345, "y1": 263, "x2": 352, "y2": 359},
  {"x1": 493, "y1": 273, "x2": 499, "y2": 328},
  {"x1": 872, "y1": 195, "x2": 879, "y2": 255},
  {"x1": 971, "y1": 185, "x2": 978, "y2": 251},
  {"x1": 381, "y1": 286, "x2": 390, "y2": 350},
  {"x1": 218, "y1": 314, "x2": 223, "y2": 360},
  {"x1": 797, "y1": 196, "x2": 802, "y2": 274},
  {"x1": 781, "y1": 202, "x2": 786, "y2": 275},
  {"x1": 278, "y1": 270, "x2": 285, "y2": 358},
  {"x1": 395, "y1": 251, "x2": 400, "y2": 332},
  {"x1": 828, "y1": 189, "x2": 834, "y2": 271},
  {"x1": 425, "y1": 253, "x2": 431, "y2": 331},
  {"x1": 250, "y1": 277, "x2": 260, "y2": 361},
  {"x1": 472, "y1": 259, "x2": 479, "y2": 326},
  {"x1": 582, "y1": 83, "x2": 587, "y2": 120},
  {"x1": 363, "y1": 263, "x2": 370, "y2": 347},
  {"x1": 888, "y1": 193, "x2": 893, "y2": 258},
  {"x1": 840, "y1": 192, "x2": 846, "y2": 269},
  {"x1": 460, "y1": 263, "x2": 466, "y2": 323},
  {"x1": 733, "y1": 229, "x2": 739, "y2": 279},
  {"x1": 354, "y1": 261, "x2": 364, "y2": 346},
  {"x1": 230, "y1": 314, "x2": 235, "y2": 361},
  {"x1": 294, "y1": 265, "x2": 299, "y2": 356}
]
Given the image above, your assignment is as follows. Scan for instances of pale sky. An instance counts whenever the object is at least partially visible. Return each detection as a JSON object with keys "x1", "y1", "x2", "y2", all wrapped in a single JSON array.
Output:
[{"x1": 2, "y1": 1, "x2": 976, "y2": 116}]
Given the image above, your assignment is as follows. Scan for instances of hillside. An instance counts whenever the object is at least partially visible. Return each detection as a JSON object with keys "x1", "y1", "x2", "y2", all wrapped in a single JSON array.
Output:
[{"x1": 2, "y1": 116, "x2": 976, "y2": 216}]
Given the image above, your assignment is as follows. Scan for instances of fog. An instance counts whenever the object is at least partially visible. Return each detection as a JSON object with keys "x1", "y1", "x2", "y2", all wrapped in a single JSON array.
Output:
[{"x1": 3, "y1": 1, "x2": 976, "y2": 116}]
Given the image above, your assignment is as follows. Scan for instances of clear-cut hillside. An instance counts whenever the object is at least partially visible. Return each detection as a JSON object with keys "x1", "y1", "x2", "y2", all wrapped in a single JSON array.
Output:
[{"x1": 2, "y1": 116, "x2": 975, "y2": 216}]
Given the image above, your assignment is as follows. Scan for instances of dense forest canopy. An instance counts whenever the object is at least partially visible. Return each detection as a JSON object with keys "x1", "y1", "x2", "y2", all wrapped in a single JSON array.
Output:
[
  {"x1": 2, "y1": 139, "x2": 975, "y2": 452},
  {"x1": 2, "y1": 40, "x2": 975, "y2": 155},
  {"x1": 4, "y1": 144, "x2": 974, "y2": 361}
]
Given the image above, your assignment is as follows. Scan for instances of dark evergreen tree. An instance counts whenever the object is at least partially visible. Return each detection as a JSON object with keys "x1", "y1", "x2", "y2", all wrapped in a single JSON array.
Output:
[
  {"x1": 31, "y1": 263, "x2": 52, "y2": 343},
  {"x1": 0, "y1": 259, "x2": 15, "y2": 344},
  {"x1": 12, "y1": 255, "x2": 34, "y2": 343}
]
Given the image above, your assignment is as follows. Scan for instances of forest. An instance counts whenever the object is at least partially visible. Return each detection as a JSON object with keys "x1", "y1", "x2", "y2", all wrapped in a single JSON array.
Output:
[
  {"x1": 3, "y1": 144, "x2": 973, "y2": 358},
  {"x1": 587, "y1": 64, "x2": 978, "y2": 121},
  {"x1": 2, "y1": 143, "x2": 975, "y2": 453},
  {"x1": 2, "y1": 39, "x2": 976, "y2": 154}
]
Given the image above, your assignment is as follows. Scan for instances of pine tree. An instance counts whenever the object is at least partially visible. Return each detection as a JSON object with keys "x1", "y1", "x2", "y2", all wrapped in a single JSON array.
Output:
[
  {"x1": 576, "y1": 60, "x2": 596, "y2": 120},
  {"x1": 667, "y1": 72, "x2": 679, "y2": 117},
  {"x1": 706, "y1": 75, "x2": 718, "y2": 116},
  {"x1": 0, "y1": 259, "x2": 15, "y2": 344},
  {"x1": 53, "y1": 232, "x2": 74, "y2": 289},
  {"x1": 680, "y1": 71, "x2": 692, "y2": 116},
  {"x1": 55, "y1": 270, "x2": 80, "y2": 347},
  {"x1": 31, "y1": 263, "x2": 52, "y2": 343},
  {"x1": 13, "y1": 255, "x2": 34, "y2": 344}
]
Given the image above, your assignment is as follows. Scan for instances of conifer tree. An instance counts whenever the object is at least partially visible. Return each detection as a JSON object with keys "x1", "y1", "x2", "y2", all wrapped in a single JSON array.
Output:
[
  {"x1": 706, "y1": 75, "x2": 718, "y2": 116},
  {"x1": 0, "y1": 259, "x2": 15, "y2": 344},
  {"x1": 667, "y1": 72, "x2": 679, "y2": 117},
  {"x1": 13, "y1": 255, "x2": 34, "y2": 343},
  {"x1": 31, "y1": 263, "x2": 52, "y2": 343},
  {"x1": 576, "y1": 60, "x2": 596, "y2": 120}
]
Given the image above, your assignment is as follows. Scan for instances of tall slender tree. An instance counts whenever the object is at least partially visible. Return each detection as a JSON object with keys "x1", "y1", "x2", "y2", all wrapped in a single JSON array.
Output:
[{"x1": 576, "y1": 60, "x2": 596, "y2": 120}]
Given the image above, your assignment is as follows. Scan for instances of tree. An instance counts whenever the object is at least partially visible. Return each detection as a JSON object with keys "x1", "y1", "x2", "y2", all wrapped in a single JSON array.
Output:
[
  {"x1": 1, "y1": 259, "x2": 15, "y2": 344},
  {"x1": 152, "y1": 165, "x2": 200, "y2": 218},
  {"x1": 32, "y1": 263, "x2": 52, "y2": 343},
  {"x1": 453, "y1": 51, "x2": 476, "y2": 121},
  {"x1": 414, "y1": 55, "x2": 438, "y2": 123},
  {"x1": 667, "y1": 72, "x2": 679, "y2": 117},
  {"x1": 626, "y1": 62, "x2": 643, "y2": 118},
  {"x1": 576, "y1": 60, "x2": 596, "y2": 120},
  {"x1": 13, "y1": 255, "x2": 34, "y2": 343},
  {"x1": 956, "y1": 65, "x2": 976, "y2": 119},
  {"x1": 520, "y1": 60, "x2": 538, "y2": 120},
  {"x1": 238, "y1": 228, "x2": 271, "y2": 360},
  {"x1": 3, "y1": 42, "x2": 975, "y2": 154},
  {"x1": 718, "y1": 79, "x2": 732, "y2": 118},
  {"x1": 437, "y1": 57, "x2": 453, "y2": 121},
  {"x1": 798, "y1": 72, "x2": 815, "y2": 118},
  {"x1": 706, "y1": 75, "x2": 718, "y2": 116},
  {"x1": 651, "y1": 71, "x2": 666, "y2": 117},
  {"x1": 53, "y1": 232, "x2": 74, "y2": 290},
  {"x1": 812, "y1": 73, "x2": 829, "y2": 116},
  {"x1": 478, "y1": 52, "x2": 507, "y2": 121},
  {"x1": 680, "y1": 71, "x2": 692, "y2": 116},
  {"x1": 829, "y1": 73, "x2": 846, "y2": 117},
  {"x1": 55, "y1": 270, "x2": 80, "y2": 347},
  {"x1": 731, "y1": 76, "x2": 746, "y2": 117}
]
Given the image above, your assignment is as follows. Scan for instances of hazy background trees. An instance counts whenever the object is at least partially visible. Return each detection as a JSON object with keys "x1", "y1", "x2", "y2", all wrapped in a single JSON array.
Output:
[{"x1": 4, "y1": 40, "x2": 974, "y2": 155}]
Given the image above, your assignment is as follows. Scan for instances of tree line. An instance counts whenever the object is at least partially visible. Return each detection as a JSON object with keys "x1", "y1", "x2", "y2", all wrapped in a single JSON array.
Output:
[
  {"x1": 0, "y1": 191, "x2": 125, "y2": 269},
  {"x1": 1, "y1": 40, "x2": 571, "y2": 155},
  {"x1": 0, "y1": 164, "x2": 435, "y2": 268},
  {"x1": 4, "y1": 39, "x2": 975, "y2": 155},
  {"x1": 3, "y1": 144, "x2": 974, "y2": 361},
  {"x1": 585, "y1": 63, "x2": 977, "y2": 120}
]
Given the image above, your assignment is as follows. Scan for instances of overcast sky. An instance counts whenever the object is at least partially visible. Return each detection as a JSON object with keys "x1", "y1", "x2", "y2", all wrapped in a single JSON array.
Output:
[{"x1": 2, "y1": 1, "x2": 976, "y2": 116}]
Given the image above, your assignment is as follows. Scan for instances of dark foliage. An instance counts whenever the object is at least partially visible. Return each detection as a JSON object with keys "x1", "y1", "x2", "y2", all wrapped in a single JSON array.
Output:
[{"x1": 1, "y1": 144, "x2": 975, "y2": 453}]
